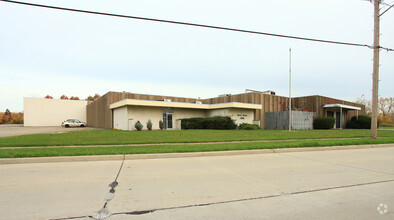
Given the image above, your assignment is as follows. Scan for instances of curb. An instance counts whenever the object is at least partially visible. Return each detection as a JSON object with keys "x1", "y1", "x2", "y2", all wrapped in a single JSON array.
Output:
[{"x1": 0, "y1": 144, "x2": 393, "y2": 164}]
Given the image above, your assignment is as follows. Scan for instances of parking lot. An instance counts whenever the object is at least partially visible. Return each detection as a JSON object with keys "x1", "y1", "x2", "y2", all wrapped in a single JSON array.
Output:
[{"x1": 0, "y1": 124, "x2": 99, "y2": 137}]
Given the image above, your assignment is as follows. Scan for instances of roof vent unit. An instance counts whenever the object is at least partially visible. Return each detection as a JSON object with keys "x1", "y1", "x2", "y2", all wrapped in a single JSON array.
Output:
[
  {"x1": 264, "y1": 90, "x2": 276, "y2": 95},
  {"x1": 218, "y1": 94, "x2": 231, "y2": 97},
  {"x1": 245, "y1": 89, "x2": 275, "y2": 95},
  {"x1": 191, "y1": 101, "x2": 202, "y2": 104},
  {"x1": 159, "y1": 99, "x2": 172, "y2": 102}
]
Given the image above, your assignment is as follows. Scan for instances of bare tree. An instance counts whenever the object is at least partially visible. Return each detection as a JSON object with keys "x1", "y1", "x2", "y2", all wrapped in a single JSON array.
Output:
[
  {"x1": 356, "y1": 97, "x2": 393, "y2": 117},
  {"x1": 355, "y1": 98, "x2": 372, "y2": 115},
  {"x1": 378, "y1": 97, "x2": 393, "y2": 116}
]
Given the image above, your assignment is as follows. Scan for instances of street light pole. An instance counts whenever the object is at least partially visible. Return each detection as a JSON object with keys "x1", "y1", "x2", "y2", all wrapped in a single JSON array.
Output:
[{"x1": 371, "y1": 0, "x2": 380, "y2": 139}]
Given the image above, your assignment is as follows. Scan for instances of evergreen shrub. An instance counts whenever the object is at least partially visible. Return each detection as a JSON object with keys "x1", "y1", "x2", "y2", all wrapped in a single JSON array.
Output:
[
  {"x1": 134, "y1": 120, "x2": 143, "y2": 131},
  {"x1": 238, "y1": 123, "x2": 261, "y2": 130},
  {"x1": 313, "y1": 117, "x2": 335, "y2": 129},
  {"x1": 181, "y1": 116, "x2": 237, "y2": 130},
  {"x1": 346, "y1": 115, "x2": 372, "y2": 129},
  {"x1": 147, "y1": 119, "x2": 153, "y2": 130}
]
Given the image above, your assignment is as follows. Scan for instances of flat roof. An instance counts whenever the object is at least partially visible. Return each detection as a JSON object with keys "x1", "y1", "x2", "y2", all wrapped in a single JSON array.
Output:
[
  {"x1": 323, "y1": 104, "x2": 361, "y2": 111},
  {"x1": 109, "y1": 99, "x2": 262, "y2": 110}
]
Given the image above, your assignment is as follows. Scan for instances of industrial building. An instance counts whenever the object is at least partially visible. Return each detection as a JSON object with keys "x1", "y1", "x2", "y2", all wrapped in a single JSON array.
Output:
[{"x1": 24, "y1": 90, "x2": 364, "y2": 130}]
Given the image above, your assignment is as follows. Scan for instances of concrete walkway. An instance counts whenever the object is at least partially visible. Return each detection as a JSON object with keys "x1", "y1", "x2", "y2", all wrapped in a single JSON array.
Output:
[{"x1": 0, "y1": 146, "x2": 393, "y2": 219}]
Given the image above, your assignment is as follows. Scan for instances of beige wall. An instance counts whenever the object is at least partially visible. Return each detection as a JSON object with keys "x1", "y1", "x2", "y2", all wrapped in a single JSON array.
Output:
[
  {"x1": 113, "y1": 106, "x2": 257, "y2": 130},
  {"x1": 126, "y1": 107, "x2": 206, "y2": 130},
  {"x1": 113, "y1": 106, "x2": 128, "y2": 130},
  {"x1": 228, "y1": 108, "x2": 255, "y2": 125},
  {"x1": 127, "y1": 106, "x2": 163, "y2": 130},
  {"x1": 24, "y1": 98, "x2": 88, "y2": 126},
  {"x1": 206, "y1": 108, "x2": 255, "y2": 125},
  {"x1": 173, "y1": 108, "x2": 206, "y2": 129},
  {"x1": 207, "y1": 109, "x2": 230, "y2": 118},
  {"x1": 114, "y1": 106, "x2": 258, "y2": 130}
]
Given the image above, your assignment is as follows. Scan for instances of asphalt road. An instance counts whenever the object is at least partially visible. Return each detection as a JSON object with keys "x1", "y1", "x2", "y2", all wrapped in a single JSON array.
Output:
[
  {"x1": 0, "y1": 124, "x2": 98, "y2": 137},
  {"x1": 0, "y1": 147, "x2": 393, "y2": 220}
]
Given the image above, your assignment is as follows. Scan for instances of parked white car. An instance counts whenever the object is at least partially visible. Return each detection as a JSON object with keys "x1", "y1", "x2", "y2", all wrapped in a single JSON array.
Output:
[{"x1": 61, "y1": 119, "x2": 86, "y2": 128}]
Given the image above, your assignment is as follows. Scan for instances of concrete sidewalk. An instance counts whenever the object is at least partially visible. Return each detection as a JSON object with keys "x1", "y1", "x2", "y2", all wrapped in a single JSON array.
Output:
[{"x1": 0, "y1": 146, "x2": 393, "y2": 219}]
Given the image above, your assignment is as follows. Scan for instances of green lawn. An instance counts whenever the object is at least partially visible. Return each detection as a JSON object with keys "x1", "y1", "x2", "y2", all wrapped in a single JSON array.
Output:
[
  {"x1": 0, "y1": 129, "x2": 393, "y2": 147},
  {"x1": 1, "y1": 137, "x2": 393, "y2": 158}
]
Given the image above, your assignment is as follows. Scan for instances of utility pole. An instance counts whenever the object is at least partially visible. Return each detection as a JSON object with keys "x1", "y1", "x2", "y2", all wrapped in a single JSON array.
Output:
[
  {"x1": 371, "y1": 0, "x2": 380, "y2": 139},
  {"x1": 289, "y1": 48, "x2": 292, "y2": 131}
]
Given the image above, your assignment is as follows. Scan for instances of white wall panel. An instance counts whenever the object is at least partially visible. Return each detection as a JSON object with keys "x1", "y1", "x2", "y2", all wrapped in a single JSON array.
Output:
[{"x1": 24, "y1": 98, "x2": 88, "y2": 126}]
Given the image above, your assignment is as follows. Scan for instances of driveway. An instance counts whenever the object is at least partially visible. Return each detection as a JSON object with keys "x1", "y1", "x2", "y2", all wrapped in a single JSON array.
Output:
[
  {"x1": 0, "y1": 146, "x2": 393, "y2": 219},
  {"x1": 0, "y1": 124, "x2": 99, "y2": 137}
]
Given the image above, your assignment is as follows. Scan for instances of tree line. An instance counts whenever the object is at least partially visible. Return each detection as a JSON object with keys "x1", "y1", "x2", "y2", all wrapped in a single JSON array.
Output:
[
  {"x1": 0, "y1": 109, "x2": 23, "y2": 124},
  {"x1": 44, "y1": 93, "x2": 101, "y2": 101}
]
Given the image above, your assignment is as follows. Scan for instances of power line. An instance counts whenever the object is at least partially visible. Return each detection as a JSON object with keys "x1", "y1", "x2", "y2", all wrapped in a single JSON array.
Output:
[
  {"x1": 364, "y1": 0, "x2": 393, "y2": 7},
  {"x1": 380, "y1": 2, "x2": 394, "y2": 16},
  {"x1": 1, "y1": 0, "x2": 393, "y2": 51}
]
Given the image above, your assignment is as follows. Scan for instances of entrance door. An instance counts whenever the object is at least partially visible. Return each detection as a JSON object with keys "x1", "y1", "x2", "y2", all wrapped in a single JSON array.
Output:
[
  {"x1": 128, "y1": 119, "x2": 133, "y2": 131},
  {"x1": 163, "y1": 108, "x2": 173, "y2": 129},
  {"x1": 166, "y1": 113, "x2": 173, "y2": 129},
  {"x1": 336, "y1": 112, "x2": 341, "y2": 128}
]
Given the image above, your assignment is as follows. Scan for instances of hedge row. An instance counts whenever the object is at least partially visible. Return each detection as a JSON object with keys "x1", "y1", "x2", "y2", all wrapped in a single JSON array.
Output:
[
  {"x1": 346, "y1": 115, "x2": 372, "y2": 129},
  {"x1": 313, "y1": 116, "x2": 335, "y2": 129},
  {"x1": 181, "y1": 116, "x2": 237, "y2": 130},
  {"x1": 238, "y1": 123, "x2": 261, "y2": 130}
]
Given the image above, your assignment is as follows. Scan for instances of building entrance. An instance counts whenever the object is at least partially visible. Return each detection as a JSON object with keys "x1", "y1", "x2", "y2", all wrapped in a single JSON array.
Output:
[{"x1": 163, "y1": 108, "x2": 173, "y2": 129}]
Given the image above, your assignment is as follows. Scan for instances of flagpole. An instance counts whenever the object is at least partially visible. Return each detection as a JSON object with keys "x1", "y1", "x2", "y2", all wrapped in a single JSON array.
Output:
[{"x1": 289, "y1": 48, "x2": 292, "y2": 131}]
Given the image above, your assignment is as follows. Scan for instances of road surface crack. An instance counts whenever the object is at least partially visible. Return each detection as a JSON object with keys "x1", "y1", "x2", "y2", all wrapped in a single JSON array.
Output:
[
  {"x1": 50, "y1": 178, "x2": 394, "y2": 219},
  {"x1": 110, "y1": 179, "x2": 394, "y2": 217},
  {"x1": 90, "y1": 154, "x2": 126, "y2": 220}
]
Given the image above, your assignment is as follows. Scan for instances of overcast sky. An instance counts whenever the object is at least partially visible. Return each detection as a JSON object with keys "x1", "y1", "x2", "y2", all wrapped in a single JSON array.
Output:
[{"x1": 1, "y1": 0, "x2": 393, "y2": 112}]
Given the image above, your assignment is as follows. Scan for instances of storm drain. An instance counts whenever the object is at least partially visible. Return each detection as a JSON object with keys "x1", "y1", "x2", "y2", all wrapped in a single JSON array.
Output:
[{"x1": 92, "y1": 155, "x2": 126, "y2": 220}]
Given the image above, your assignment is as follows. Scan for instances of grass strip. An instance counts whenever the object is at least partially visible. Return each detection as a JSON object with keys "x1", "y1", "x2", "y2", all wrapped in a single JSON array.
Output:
[
  {"x1": 1, "y1": 129, "x2": 393, "y2": 147},
  {"x1": 1, "y1": 137, "x2": 393, "y2": 158}
]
